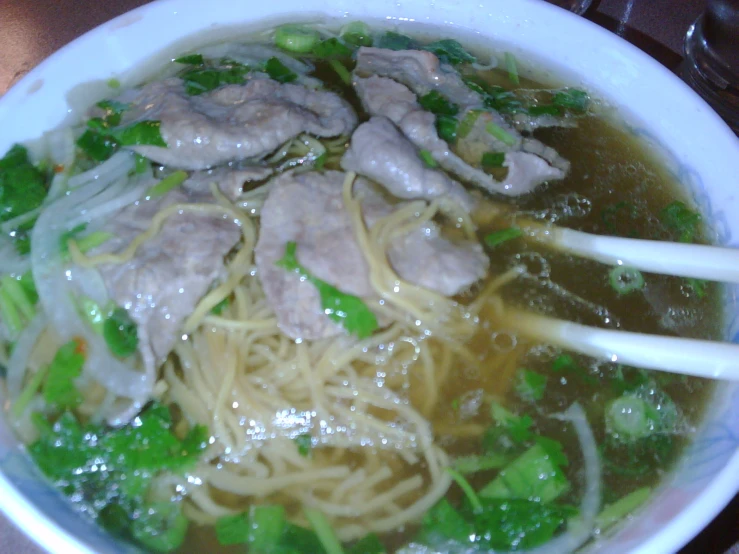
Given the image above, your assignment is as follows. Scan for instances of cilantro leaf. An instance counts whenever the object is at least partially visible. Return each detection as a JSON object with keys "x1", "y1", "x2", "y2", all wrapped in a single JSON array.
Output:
[
  {"x1": 131, "y1": 502, "x2": 188, "y2": 553},
  {"x1": 42, "y1": 340, "x2": 85, "y2": 409},
  {"x1": 422, "y1": 39, "x2": 476, "y2": 65},
  {"x1": 103, "y1": 307, "x2": 139, "y2": 358},
  {"x1": 376, "y1": 31, "x2": 417, "y2": 51},
  {"x1": 265, "y1": 57, "x2": 298, "y2": 83},
  {"x1": 276, "y1": 242, "x2": 378, "y2": 338},
  {"x1": 174, "y1": 53, "x2": 205, "y2": 65},
  {"x1": 112, "y1": 121, "x2": 167, "y2": 148},
  {"x1": 181, "y1": 63, "x2": 249, "y2": 95},
  {"x1": 515, "y1": 369, "x2": 547, "y2": 402},
  {"x1": 659, "y1": 200, "x2": 701, "y2": 243},
  {"x1": 0, "y1": 144, "x2": 48, "y2": 224},
  {"x1": 419, "y1": 91, "x2": 459, "y2": 116},
  {"x1": 552, "y1": 88, "x2": 589, "y2": 112},
  {"x1": 348, "y1": 533, "x2": 386, "y2": 554},
  {"x1": 294, "y1": 433, "x2": 312, "y2": 457},
  {"x1": 215, "y1": 512, "x2": 250, "y2": 546},
  {"x1": 76, "y1": 129, "x2": 119, "y2": 161}
]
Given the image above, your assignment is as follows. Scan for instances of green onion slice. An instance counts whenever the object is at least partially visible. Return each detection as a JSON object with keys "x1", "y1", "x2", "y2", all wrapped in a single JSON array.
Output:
[
  {"x1": 609, "y1": 266, "x2": 645, "y2": 295},
  {"x1": 274, "y1": 25, "x2": 320, "y2": 53}
]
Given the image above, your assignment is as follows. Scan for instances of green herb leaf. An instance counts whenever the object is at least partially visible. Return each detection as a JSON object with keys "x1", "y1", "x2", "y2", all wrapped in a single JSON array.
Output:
[
  {"x1": 113, "y1": 121, "x2": 167, "y2": 148},
  {"x1": 0, "y1": 144, "x2": 48, "y2": 224},
  {"x1": 685, "y1": 277, "x2": 707, "y2": 298},
  {"x1": 76, "y1": 129, "x2": 119, "y2": 161},
  {"x1": 435, "y1": 114, "x2": 458, "y2": 144},
  {"x1": 265, "y1": 57, "x2": 298, "y2": 83},
  {"x1": 328, "y1": 59, "x2": 353, "y2": 86},
  {"x1": 420, "y1": 498, "x2": 471, "y2": 544},
  {"x1": 42, "y1": 340, "x2": 85, "y2": 409},
  {"x1": 419, "y1": 91, "x2": 459, "y2": 116},
  {"x1": 211, "y1": 297, "x2": 230, "y2": 315},
  {"x1": 659, "y1": 200, "x2": 701, "y2": 243},
  {"x1": 276, "y1": 242, "x2": 378, "y2": 338},
  {"x1": 452, "y1": 453, "x2": 508, "y2": 474},
  {"x1": 131, "y1": 502, "x2": 188, "y2": 553},
  {"x1": 422, "y1": 39, "x2": 476, "y2": 65},
  {"x1": 174, "y1": 53, "x2": 205, "y2": 65},
  {"x1": 609, "y1": 266, "x2": 644, "y2": 295},
  {"x1": 96, "y1": 100, "x2": 130, "y2": 127},
  {"x1": 215, "y1": 512, "x2": 250, "y2": 546},
  {"x1": 552, "y1": 88, "x2": 589, "y2": 112},
  {"x1": 375, "y1": 31, "x2": 417, "y2": 51},
  {"x1": 348, "y1": 533, "x2": 386, "y2": 554},
  {"x1": 181, "y1": 63, "x2": 249, "y2": 95},
  {"x1": 457, "y1": 109, "x2": 482, "y2": 139},
  {"x1": 504, "y1": 52, "x2": 519, "y2": 85},
  {"x1": 313, "y1": 38, "x2": 354, "y2": 59},
  {"x1": 515, "y1": 369, "x2": 547, "y2": 402},
  {"x1": 294, "y1": 433, "x2": 313, "y2": 457},
  {"x1": 103, "y1": 307, "x2": 139, "y2": 358},
  {"x1": 148, "y1": 170, "x2": 188, "y2": 198},
  {"x1": 485, "y1": 122, "x2": 517, "y2": 147},
  {"x1": 304, "y1": 508, "x2": 344, "y2": 554},
  {"x1": 481, "y1": 152, "x2": 506, "y2": 170},
  {"x1": 528, "y1": 104, "x2": 562, "y2": 116},
  {"x1": 274, "y1": 25, "x2": 321, "y2": 54}
]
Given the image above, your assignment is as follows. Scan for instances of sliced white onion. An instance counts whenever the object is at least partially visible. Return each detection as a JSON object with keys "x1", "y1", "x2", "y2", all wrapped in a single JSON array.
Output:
[
  {"x1": 67, "y1": 151, "x2": 134, "y2": 190},
  {"x1": 6, "y1": 313, "x2": 47, "y2": 399},
  {"x1": 0, "y1": 235, "x2": 31, "y2": 275}
]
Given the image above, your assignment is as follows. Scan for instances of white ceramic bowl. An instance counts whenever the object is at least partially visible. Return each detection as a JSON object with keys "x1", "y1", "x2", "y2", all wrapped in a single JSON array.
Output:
[{"x1": 0, "y1": 1, "x2": 737, "y2": 553}]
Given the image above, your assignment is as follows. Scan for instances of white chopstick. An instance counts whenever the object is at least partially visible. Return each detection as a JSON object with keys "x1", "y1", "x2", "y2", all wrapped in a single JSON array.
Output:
[
  {"x1": 524, "y1": 223, "x2": 739, "y2": 284},
  {"x1": 502, "y1": 306, "x2": 739, "y2": 380}
]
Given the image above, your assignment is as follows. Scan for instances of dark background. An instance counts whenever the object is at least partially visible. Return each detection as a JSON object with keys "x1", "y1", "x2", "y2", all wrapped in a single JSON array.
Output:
[{"x1": 0, "y1": 0, "x2": 736, "y2": 552}]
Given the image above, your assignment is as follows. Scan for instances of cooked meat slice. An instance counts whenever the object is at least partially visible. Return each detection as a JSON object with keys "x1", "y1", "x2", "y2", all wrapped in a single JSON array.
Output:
[
  {"x1": 256, "y1": 170, "x2": 488, "y2": 340},
  {"x1": 94, "y1": 188, "x2": 241, "y2": 364},
  {"x1": 340, "y1": 116, "x2": 473, "y2": 211},
  {"x1": 115, "y1": 78, "x2": 357, "y2": 170},
  {"x1": 183, "y1": 166, "x2": 273, "y2": 200},
  {"x1": 388, "y1": 224, "x2": 488, "y2": 297},
  {"x1": 355, "y1": 47, "x2": 480, "y2": 109},
  {"x1": 354, "y1": 76, "x2": 566, "y2": 196}
]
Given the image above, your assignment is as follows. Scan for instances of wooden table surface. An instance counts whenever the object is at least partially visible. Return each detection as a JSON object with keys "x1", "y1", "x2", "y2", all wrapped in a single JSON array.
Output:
[{"x1": 0, "y1": 0, "x2": 736, "y2": 552}]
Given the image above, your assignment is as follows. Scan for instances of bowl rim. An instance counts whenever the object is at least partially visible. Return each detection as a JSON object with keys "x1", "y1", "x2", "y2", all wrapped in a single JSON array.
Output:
[{"x1": 0, "y1": 1, "x2": 737, "y2": 553}]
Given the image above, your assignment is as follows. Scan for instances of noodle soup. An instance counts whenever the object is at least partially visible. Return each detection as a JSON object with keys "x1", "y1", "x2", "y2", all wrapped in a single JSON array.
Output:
[{"x1": 0, "y1": 21, "x2": 719, "y2": 553}]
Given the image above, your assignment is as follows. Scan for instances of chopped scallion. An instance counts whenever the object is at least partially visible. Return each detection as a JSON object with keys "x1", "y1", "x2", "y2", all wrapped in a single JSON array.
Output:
[
  {"x1": 605, "y1": 396, "x2": 653, "y2": 439},
  {"x1": 148, "y1": 170, "x2": 189, "y2": 198},
  {"x1": 484, "y1": 227, "x2": 522, "y2": 248},
  {"x1": 595, "y1": 487, "x2": 651, "y2": 530},
  {"x1": 609, "y1": 266, "x2": 645, "y2": 295},
  {"x1": 504, "y1": 52, "x2": 520, "y2": 85},
  {"x1": 457, "y1": 109, "x2": 482, "y2": 139},
  {"x1": 340, "y1": 21, "x2": 373, "y2": 47},
  {"x1": 418, "y1": 149, "x2": 438, "y2": 168},
  {"x1": 274, "y1": 25, "x2": 321, "y2": 53},
  {"x1": 328, "y1": 59, "x2": 352, "y2": 85},
  {"x1": 481, "y1": 151, "x2": 506, "y2": 169},
  {"x1": 446, "y1": 467, "x2": 483, "y2": 512},
  {"x1": 485, "y1": 122, "x2": 517, "y2": 147},
  {"x1": 304, "y1": 508, "x2": 345, "y2": 554},
  {"x1": 103, "y1": 307, "x2": 139, "y2": 358}
]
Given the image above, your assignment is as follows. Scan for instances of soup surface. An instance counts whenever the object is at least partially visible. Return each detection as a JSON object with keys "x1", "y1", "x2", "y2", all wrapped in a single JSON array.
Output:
[{"x1": 0, "y1": 21, "x2": 719, "y2": 554}]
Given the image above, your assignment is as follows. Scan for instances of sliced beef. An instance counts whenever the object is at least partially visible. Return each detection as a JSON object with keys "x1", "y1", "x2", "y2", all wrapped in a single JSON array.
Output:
[
  {"x1": 256, "y1": 171, "x2": 488, "y2": 340},
  {"x1": 94, "y1": 187, "x2": 241, "y2": 365},
  {"x1": 183, "y1": 166, "x2": 273, "y2": 201},
  {"x1": 355, "y1": 47, "x2": 480, "y2": 109},
  {"x1": 340, "y1": 116, "x2": 473, "y2": 211},
  {"x1": 354, "y1": 76, "x2": 567, "y2": 197},
  {"x1": 115, "y1": 78, "x2": 357, "y2": 170}
]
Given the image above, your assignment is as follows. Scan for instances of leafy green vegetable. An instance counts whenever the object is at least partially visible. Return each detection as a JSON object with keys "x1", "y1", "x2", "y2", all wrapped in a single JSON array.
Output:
[
  {"x1": 282, "y1": 522, "x2": 327, "y2": 553},
  {"x1": 419, "y1": 91, "x2": 459, "y2": 116},
  {"x1": 215, "y1": 512, "x2": 250, "y2": 545},
  {"x1": 504, "y1": 52, "x2": 520, "y2": 85},
  {"x1": 78, "y1": 296, "x2": 106, "y2": 335},
  {"x1": 446, "y1": 468, "x2": 483, "y2": 512},
  {"x1": 180, "y1": 63, "x2": 250, "y2": 95},
  {"x1": 418, "y1": 149, "x2": 438, "y2": 168},
  {"x1": 42, "y1": 339, "x2": 85, "y2": 410},
  {"x1": 135, "y1": 154, "x2": 150, "y2": 174},
  {"x1": 275, "y1": 25, "x2": 321, "y2": 53},
  {"x1": 435, "y1": 115, "x2": 458, "y2": 144},
  {"x1": 313, "y1": 38, "x2": 353, "y2": 58},
  {"x1": 609, "y1": 266, "x2": 645, "y2": 295},
  {"x1": 294, "y1": 433, "x2": 313, "y2": 457},
  {"x1": 103, "y1": 307, "x2": 139, "y2": 357},
  {"x1": 113, "y1": 121, "x2": 167, "y2": 148},
  {"x1": 375, "y1": 31, "x2": 417, "y2": 51},
  {"x1": 481, "y1": 151, "x2": 506, "y2": 169},
  {"x1": 347, "y1": 533, "x2": 386, "y2": 554},
  {"x1": 304, "y1": 508, "x2": 345, "y2": 554},
  {"x1": 11, "y1": 364, "x2": 49, "y2": 419},
  {"x1": 479, "y1": 441, "x2": 570, "y2": 503},
  {"x1": 606, "y1": 396, "x2": 654, "y2": 439},
  {"x1": 462, "y1": 498, "x2": 574, "y2": 550},
  {"x1": 131, "y1": 502, "x2": 189, "y2": 553},
  {"x1": 174, "y1": 53, "x2": 204, "y2": 65},
  {"x1": 211, "y1": 297, "x2": 230, "y2": 315},
  {"x1": 423, "y1": 39, "x2": 476, "y2": 65},
  {"x1": 0, "y1": 273, "x2": 38, "y2": 336},
  {"x1": 76, "y1": 129, "x2": 119, "y2": 161},
  {"x1": 265, "y1": 57, "x2": 298, "y2": 83},
  {"x1": 515, "y1": 369, "x2": 547, "y2": 402},
  {"x1": 340, "y1": 21, "x2": 373, "y2": 48},
  {"x1": 686, "y1": 277, "x2": 707, "y2": 298},
  {"x1": 484, "y1": 227, "x2": 522, "y2": 248},
  {"x1": 551, "y1": 353, "x2": 598, "y2": 385},
  {"x1": 659, "y1": 200, "x2": 701, "y2": 243},
  {"x1": 0, "y1": 144, "x2": 48, "y2": 224},
  {"x1": 528, "y1": 104, "x2": 562, "y2": 116},
  {"x1": 277, "y1": 242, "x2": 378, "y2": 338},
  {"x1": 251, "y1": 505, "x2": 288, "y2": 552},
  {"x1": 28, "y1": 404, "x2": 206, "y2": 551},
  {"x1": 552, "y1": 88, "x2": 589, "y2": 113},
  {"x1": 96, "y1": 99, "x2": 130, "y2": 126},
  {"x1": 489, "y1": 401, "x2": 533, "y2": 444},
  {"x1": 420, "y1": 499, "x2": 471, "y2": 544}
]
